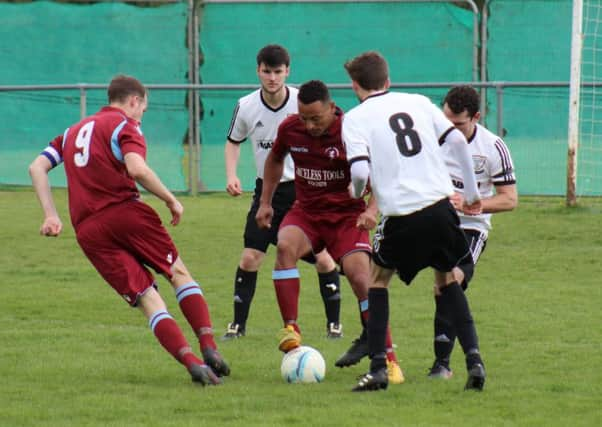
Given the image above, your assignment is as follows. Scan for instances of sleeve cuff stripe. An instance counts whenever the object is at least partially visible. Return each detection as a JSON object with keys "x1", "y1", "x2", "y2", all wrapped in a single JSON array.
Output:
[
  {"x1": 41, "y1": 148, "x2": 61, "y2": 167},
  {"x1": 349, "y1": 156, "x2": 370, "y2": 165},
  {"x1": 438, "y1": 126, "x2": 455, "y2": 145}
]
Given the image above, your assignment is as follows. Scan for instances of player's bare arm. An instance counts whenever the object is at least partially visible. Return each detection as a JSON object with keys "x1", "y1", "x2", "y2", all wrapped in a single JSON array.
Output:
[
  {"x1": 225, "y1": 141, "x2": 243, "y2": 196},
  {"x1": 29, "y1": 155, "x2": 63, "y2": 237},
  {"x1": 124, "y1": 152, "x2": 183, "y2": 226},
  {"x1": 480, "y1": 184, "x2": 518, "y2": 213},
  {"x1": 453, "y1": 183, "x2": 516, "y2": 215},
  {"x1": 255, "y1": 150, "x2": 284, "y2": 229}
]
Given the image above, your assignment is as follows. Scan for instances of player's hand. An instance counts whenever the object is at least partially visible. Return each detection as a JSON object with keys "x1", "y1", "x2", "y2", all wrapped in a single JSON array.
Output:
[
  {"x1": 463, "y1": 199, "x2": 483, "y2": 216},
  {"x1": 166, "y1": 198, "x2": 184, "y2": 226},
  {"x1": 40, "y1": 215, "x2": 62, "y2": 237},
  {"x1": 356, "y1": 209, "x2": 377, "y2": 231},
  {"x1": 226, "y1": 177, "x2": 243, "y2": 197},
  {"x1": 450, "y1": 192, "x2": 464, "y2": 211},
  {"x1": 255, "y1": 204, "x2": 273, "y2": 229}
]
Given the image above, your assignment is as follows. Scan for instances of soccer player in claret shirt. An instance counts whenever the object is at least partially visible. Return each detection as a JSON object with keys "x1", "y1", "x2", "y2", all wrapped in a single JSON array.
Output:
[
  {"x1": 255, "y1": 79, "x2": 404, "y2": 385},
  {"x1": 342, "y1": 51, "x2": 486, "y2": 391},
  {"x1": 427, "y1": 85, "x2": 517, "y2": 379},
  {"x1": 29, "y1": 74, "x2": 229, "y2": 386},
  {"x1": 223, "y1": 44, "x2": 343, "y2": 340}
]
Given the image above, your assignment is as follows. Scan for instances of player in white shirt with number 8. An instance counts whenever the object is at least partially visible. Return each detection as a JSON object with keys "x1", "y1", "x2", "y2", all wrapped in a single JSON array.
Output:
[{"x1": 342, "y1": 51, "x2": 486, "y2": 392}]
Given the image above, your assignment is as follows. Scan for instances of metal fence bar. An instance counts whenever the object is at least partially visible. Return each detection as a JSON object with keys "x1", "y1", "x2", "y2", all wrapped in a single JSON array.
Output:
[
  {"x1": 79, "y1": 86, "x2": 87, "y2": 119},
  {"x1": 187, "y1": 0, "x2": 197, "y2": 195},
  {"x1": 5, "y1": 80, "x2": 594, "y2": 192},
  {"x1": 495, "y1": 83, "x2": 504, "y2": 137},
  {"x1": 1, "y1": 81, "x2": 579, "y2": 92},
  {"x1": 193, "y1": 1, "x2": 203, "y2": 193},
  {"x1": 0, "y1": 82, "x2": 581, "y2": 139},
  {"x1": 481, "y1": 0, "x2": 492, "y2": 119},
  {"x1": 1, "y1": 80, "x2": 580, "y2": 144}
]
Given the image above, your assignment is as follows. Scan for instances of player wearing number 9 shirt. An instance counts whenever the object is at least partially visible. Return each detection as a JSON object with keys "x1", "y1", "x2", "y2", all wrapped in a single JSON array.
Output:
[
  {"x1": 28, "y1": 74, "x2": 229, "y2": 386},
  {"x1": 342, "y1": 51, "x2": 486, "y2": 392}
]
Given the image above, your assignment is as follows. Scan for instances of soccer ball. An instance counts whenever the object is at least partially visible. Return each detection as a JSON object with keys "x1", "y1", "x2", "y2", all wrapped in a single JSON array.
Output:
[{"x1": 280, "y1": 346, "x2": 326, "y2": 383}]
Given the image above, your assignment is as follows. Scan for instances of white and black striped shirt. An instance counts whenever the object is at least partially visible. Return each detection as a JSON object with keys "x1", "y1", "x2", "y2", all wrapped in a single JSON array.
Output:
[
  {"x1": 227, "y1": 86, "x2": 297, "y2": 181},
  {"x1": 441, "y1": 123, "x2": 516, "y2": 233}
]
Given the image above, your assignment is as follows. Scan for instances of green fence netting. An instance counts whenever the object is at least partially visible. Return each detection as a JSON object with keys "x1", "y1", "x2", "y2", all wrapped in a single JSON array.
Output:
[
  {"x1": 3, "y1": 1, "x2": 594, "y2": 196},
  {"x1": 485, "y1": 0, "x2": 599, "y2": 196},
  {"x1": 198, "y1": 2, "x2": 475, "y2": 191},
  {"x1": 0, "y1": 1, "x2": 189, "y2": 191}
]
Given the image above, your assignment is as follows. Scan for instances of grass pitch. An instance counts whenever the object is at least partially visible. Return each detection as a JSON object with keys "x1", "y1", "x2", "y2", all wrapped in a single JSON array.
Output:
[{"x1": 1, "y1": 189, "x2": 601, "y2": 426}]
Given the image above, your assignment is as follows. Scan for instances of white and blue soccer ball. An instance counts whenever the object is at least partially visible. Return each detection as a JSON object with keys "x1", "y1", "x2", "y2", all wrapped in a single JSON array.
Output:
[{"x1": 280, "y1": 346, "x2": 326, "y2": 383}]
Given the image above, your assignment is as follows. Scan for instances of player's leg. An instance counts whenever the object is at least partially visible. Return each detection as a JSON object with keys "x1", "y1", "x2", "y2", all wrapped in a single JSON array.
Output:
[
  {"x1": 116, "y1": 203, "x2": 230, "y2": 377},
  {"x1": 76, "y1": 215, "x2": 220, "y2": 385},
  {"x1": 224, "y1": 180, "x2": 274, "y2": 339},
  {"x1": 430, "y1": 229, "x2": 487, "y2": 379},
  {"x1": 321, "y1": 216, "x2": 374, "y2": 369},
  {"x1": 334, "y1": 251, "x2": 369, "y2": 367},
  {"x1": 338, "y1": 251, "x2": 404, "y2": 384},
  {"x1": 352, "y1": 263, "x2": 395, "y2": 392},
  {"x1": 107, "y1": 201, "x2": 229, "y2": 377},
  {"x1": 273, "y1": 224, "x2": 313, "y2": 352},
  {"x1": 434, "y1": 270, "x2": 485, "y2": 390},
  {"x1": 138, "y1": 286, "x2": 221, "y2": 386},
  {"x1": 224, "y1": 247, "x2": 266, "y2": 339},
  {"x1": 274, "y1": 224, "x2": 312, "y2": 328},
  {"x1": 428, "y1": 201, "x2": 485, "y2": 390},
  {"x1": 168, "y1": 256, "x2": 230, "y2": 377},
  {"x1": 313, "y1": 249, "x2": 342, "y2": 338}
]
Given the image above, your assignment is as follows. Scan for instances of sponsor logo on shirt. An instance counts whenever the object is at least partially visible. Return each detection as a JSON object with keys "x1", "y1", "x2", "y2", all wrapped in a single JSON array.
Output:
[
  {"x1": 324, "y1": 146, "x2": 340, "y2": 159},
  {"x1": 452, "y1": 178, "x2": 482, "y2": 190},
  {"x1": 472, "y1": 155, "x2": 486, "y2": 174},
  {"x1": 290, "y1": 146, "x2": 309, "y2": 153},
  {"x1": 295, "y1": 167, "x2": 346, "y2": 187},
  {"x1": 258, "y1": 139, "x2": 273, "y2": 149},
  {"x1": 255, "y1": 120, "x2": 264, "y2": 128}
]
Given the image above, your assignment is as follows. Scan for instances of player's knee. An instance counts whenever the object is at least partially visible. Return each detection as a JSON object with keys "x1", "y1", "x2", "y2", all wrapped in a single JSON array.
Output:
[
  {"x1": 169, "y1": 257, "x2": 193, "y2": 286},
  {"x1": 138, "y1": 287, "x2": 167, "y2": 318},
  {"x1": 239, "y1": 249, "x2": 264, "y2": 271},
  {"x1": 346, "y1": 270, "x2": 370, "y2": 293},
  {"x1": 275, "y1": 238, "x2": 301, "y2": 262},
  {"x1": 457, "y1": 263, "x2": 474, "y2": 290},
  {"x1": 314, "y1": 252, "x2": 336, "y2": 273}
]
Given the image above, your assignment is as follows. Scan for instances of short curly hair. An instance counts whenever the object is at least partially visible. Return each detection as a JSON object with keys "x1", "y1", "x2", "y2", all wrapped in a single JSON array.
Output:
[
  {"x1": 298, "y1": 80, "x2": 331, "y2": 104},
  {"x1": 443, "y1": 85, "x2": 480, "y2": 117}
]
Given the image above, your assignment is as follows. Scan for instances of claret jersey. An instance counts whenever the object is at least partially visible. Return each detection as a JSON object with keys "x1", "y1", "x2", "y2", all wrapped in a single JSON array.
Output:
[
  {"x1": 441, "y1": 123, "x2": 516, "y2": 233},
  {"x1": 271, "y1": 108, "x2": 365, "y2": 214},
  {"x1": 41, "y1": 106, "x2": 146, "y2": 228},
  {"x1": 343, "y1": 91, "x2": 455, "y2": 216},
  {"x1": 227, "y1": 86, "x2": 297, "y2": 181}
]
